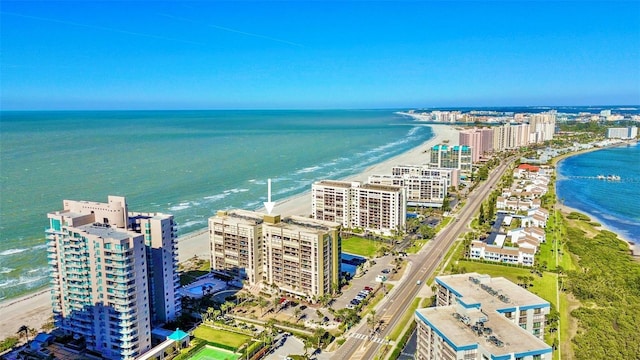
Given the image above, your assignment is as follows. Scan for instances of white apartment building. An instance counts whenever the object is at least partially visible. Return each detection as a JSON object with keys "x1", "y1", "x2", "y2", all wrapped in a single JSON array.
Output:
[
  {"x1": 606, "y1": 126, "x2": 638, "y2": 139},
  {"x1": 312, "y1": 180, "x2": 406, "y2": 235},
  {"x1": 368, "y1": 174, "x2": 447, "y2": 207},
  {"x1": 414, "y1": 273, "x2": 552, "y2": 360},
  {"x1": 528, "y1": 112, "x2": 556, "y2": 142},
  {"x1": 209, "y1": 211, "x2": 341, "y2": 300},
  {"x1": 469, "y1": 240, "x2": 536, "y2": 267},
  {"x1": 47, "y1": 196, "x2": 180, "y2": 360},
  {"x1": 391, "y1": 165, "x2": 459, "y2": 188}
]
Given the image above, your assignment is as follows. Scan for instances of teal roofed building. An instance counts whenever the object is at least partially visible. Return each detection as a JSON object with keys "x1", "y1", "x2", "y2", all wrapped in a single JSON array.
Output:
[{"x1": 429, "y1": 143, "x2": 473, "y2": 173}]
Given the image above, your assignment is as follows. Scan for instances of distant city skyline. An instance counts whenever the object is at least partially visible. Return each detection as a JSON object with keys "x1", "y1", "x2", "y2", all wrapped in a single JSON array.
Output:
[{"x1": 1, "y1": 1, "x2": 639, "y2": 110}]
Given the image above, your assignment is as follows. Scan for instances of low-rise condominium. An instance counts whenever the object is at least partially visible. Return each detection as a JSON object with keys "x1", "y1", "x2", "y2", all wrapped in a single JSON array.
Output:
[{"x1": 415, "y1": 273, "x2": 552, "y2": 360}]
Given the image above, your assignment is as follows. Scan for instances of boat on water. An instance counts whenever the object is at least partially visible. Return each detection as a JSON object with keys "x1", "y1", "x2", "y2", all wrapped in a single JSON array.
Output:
[{"x1": 598, "y1": 174, "x2": 621, "y2": 181}]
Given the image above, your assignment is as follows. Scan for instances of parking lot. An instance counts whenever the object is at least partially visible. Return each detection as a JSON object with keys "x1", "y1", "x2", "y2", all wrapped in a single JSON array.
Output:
[{"x1": 332, "y1": 253, "x2": 396, "y2": 310}]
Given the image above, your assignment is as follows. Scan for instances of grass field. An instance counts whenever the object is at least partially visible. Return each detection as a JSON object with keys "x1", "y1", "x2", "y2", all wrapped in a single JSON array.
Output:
[
  {"x1": 192, "y1": 326, "x2": 251, "y2": 350},
  {"x1": 342, "y1": 236, "x2": 385, "y2": 257},
  {"x1": 189, "y1": 346, "x2": 240, "y2": 360},
  {"x1": 406, "y1": 240, "x2": 428, "y2": 254}
]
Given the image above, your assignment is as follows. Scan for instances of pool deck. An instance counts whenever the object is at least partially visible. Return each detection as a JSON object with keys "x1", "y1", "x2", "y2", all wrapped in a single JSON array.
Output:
[{"x1": 182, "y1": 275, "x2": 228, "y2": 298}]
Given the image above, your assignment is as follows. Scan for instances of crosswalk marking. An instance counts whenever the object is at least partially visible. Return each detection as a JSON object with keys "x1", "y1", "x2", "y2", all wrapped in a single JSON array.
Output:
[{"x1": 349, "y1": 332, "x2": 387, "y2": 344}]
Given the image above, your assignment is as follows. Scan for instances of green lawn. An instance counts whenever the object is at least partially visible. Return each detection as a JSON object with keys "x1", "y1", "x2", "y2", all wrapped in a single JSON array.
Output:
[
  {"x1": 406, "y1": 240, "x2": 428, "y2": 254},
  {"x1": 193, "y1": 326, "x2": 251, "y2": 350},
  {"x1": 342, "y1": 236, "x2": 385, "y2": 257}
]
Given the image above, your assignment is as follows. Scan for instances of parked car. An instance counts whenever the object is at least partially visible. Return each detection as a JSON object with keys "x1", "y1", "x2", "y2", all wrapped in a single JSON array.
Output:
[
  {"x1": 364, "y1": 286, "x2": 374, "y2": 291},
  {"x1": 381, "y1": 268, "x2": 390, "y2": 274}
]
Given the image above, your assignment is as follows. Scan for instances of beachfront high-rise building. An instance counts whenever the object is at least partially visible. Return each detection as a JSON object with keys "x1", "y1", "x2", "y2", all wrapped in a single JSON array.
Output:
[
  {"x1": 209, "y1": 211, "x2": 341, "y2": 300},
  {"x1": 459, "y1": 128, "x2": 494, "y2": 162},
  {"x1": 262, "y1": 215, "x2": 341, "y2": 299},
  {"x1": 606, "y1": 126, "x2": 638, "y2": 139},
  {"x1": 312, "y1": 180, "x2": 406, "y2": 235},
  {"x1": 209, "y1": 209, "x2": 264, "y2": 284},
  {"x1": 46, "y1": 196, "x2": 180, "y2": 360},
  {"x1": 492, "y1": 123, "x2": 532, "y2": 151},
  {"x1": 429, "y1": 144, "x2": 473, "y2": 172},
  {"x1": 414, "y1": 273, "x2": 552, "y2": 360},
  {"x1": 391, "y1": 165, "x2": 459, "y2": 188},
  {"x1": 528, "y1": 112, "x2": 556, "y2": 143},
  {"x1": 368, "y1": 174, "x2": 447, "y2": 207}
]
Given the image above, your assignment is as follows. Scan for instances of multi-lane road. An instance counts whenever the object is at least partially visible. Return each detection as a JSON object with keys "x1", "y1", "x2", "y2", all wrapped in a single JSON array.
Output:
[{"x1": 331, "y1": 158, "x2": 514, "y2": 360}]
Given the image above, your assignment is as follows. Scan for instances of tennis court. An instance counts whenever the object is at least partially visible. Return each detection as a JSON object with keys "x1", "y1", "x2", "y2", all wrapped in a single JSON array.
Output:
[{"x1": 189, "y1": 345, "x2": 241, "y2": 360}]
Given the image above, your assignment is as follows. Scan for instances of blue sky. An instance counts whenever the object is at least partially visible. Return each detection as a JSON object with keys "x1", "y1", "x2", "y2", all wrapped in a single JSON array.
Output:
[{"x1": 1, "y1": 1, "x2": 639, "y2": 110}]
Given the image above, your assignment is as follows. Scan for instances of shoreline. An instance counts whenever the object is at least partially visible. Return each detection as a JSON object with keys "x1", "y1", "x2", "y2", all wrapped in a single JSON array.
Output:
[
  {"x1": 552, "y1": 141, "x2": 638, "y2": 252},
  {"x1": 0, "y1": 123, "x2": 460, "y2": 341}
]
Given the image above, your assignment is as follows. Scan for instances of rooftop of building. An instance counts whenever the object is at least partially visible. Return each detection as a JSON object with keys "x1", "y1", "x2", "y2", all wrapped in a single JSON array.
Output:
[
  {"x1": 211, "y1": 209, "x2": 265, "y2": 225},
  {"x1": 275, "y1": 215, "x2": 340, "y2": 232},
  {"x1": 432, "y1": 144, "x2": 471, "y2": 151},
  {"x1": 359, "y1": 183, "x2": 404, "y2": 192},
  {"x1": 129, "y1": 212, "x2": 173, "y2": 221},
  {"x1": 76, "y1": 223, "x2": 137, "y2": 241},
  {"x1": 314, "y1": 180, "x2": 357, "y2": 188},
  {"x1": 436, "y1": 273, "x2": 549, "y2": 312},
  {"x1": 416, "y1": 305, "x2": 551, "y2": 357}
]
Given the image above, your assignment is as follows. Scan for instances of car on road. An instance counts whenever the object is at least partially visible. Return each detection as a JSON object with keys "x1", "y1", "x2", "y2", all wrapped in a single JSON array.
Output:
[
  {"x1": 416, "y1": 280, "x2": 422, "y2": 285},
  {"x1": 381, "y1": 268, "x2": 390, "y2": 274}
]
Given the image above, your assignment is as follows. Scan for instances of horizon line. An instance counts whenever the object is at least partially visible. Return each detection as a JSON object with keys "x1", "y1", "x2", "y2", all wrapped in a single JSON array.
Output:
[{"x1": 2, "y1": 105, "x2": 639, "y2": 112}]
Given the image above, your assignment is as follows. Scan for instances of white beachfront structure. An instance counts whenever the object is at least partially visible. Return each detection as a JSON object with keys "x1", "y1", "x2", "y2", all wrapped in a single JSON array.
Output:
[{"x1": 311, "y1": 180, "x2": 406, "y2": 235}]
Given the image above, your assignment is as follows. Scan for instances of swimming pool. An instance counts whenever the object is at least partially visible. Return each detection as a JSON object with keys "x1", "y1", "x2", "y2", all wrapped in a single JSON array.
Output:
[{"x1": 183, "y1": 278, "x2": 227, "y2": 297}]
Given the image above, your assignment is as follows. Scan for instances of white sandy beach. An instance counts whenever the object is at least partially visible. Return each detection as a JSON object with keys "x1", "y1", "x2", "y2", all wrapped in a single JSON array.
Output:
[{"x1": 0, "y1": 124, "x2": 459, "y2": 341}]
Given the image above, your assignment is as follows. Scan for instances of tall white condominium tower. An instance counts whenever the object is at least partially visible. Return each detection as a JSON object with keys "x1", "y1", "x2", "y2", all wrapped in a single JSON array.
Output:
[
  {"x1": 47, "y1": 196, "x2": 180, "y2": 360},
  {"x1": 312, "y1": 180, "x2": 406, "y2": 236},
  {"x1": 528, "y1": 112, "x2": 556, "y2": 143}
]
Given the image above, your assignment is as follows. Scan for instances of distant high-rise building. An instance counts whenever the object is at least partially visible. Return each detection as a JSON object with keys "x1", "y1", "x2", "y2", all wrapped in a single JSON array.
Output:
[
  {"x1": 312, "y1": 180, "x2": 406, "y2": 235},
  {"x1": 459, "y1": 128, "x2": 494, "y2": 162},
  {"x1": 492, "y1": 123, "x2": 534, "y2": 151},
  {"x1": 429, "y1": 144, "x2": 473, "y2": 172},
  {"x1": 606, "y1": 126, "x2": 638, "y2": 139},
  {"x1": 47, "y1": 196, "x2": 179, "y2": 360},
  {"x1": 209, "y1": 210, "x2": 341, "y2": 300},
  {"x1": 528, "y1": 112, "x2": 556, "y2": 142}
]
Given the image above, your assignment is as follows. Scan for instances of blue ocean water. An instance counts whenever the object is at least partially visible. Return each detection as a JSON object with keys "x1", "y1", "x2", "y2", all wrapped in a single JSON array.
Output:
[
  {"x1": 0, "y1": 110, "x2": 434, "y2": 300},
  {"x1": 556, "y1": 142, "x2": 640, "y2": 244}
]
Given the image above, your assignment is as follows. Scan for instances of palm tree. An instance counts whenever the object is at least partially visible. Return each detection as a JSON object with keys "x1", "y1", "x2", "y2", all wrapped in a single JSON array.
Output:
[
  {"x1": 258, "y1": 297, "x2": 268, "y2": 316},
  {"x1": 293, "y1": 307, "x2": 302, "y2": 323},
  {"x1": 313, "y1": 327, "x2": 326, "y2": 349},
  {"x1": 17, "y1": 325, "x2": 29, "y2": 343},
  {"x1": 272, "y1": 297, "x2": 281, "y2": 313},
  {"x1": 367, "y1": 310, "x2": 377, "y2": 335}
]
